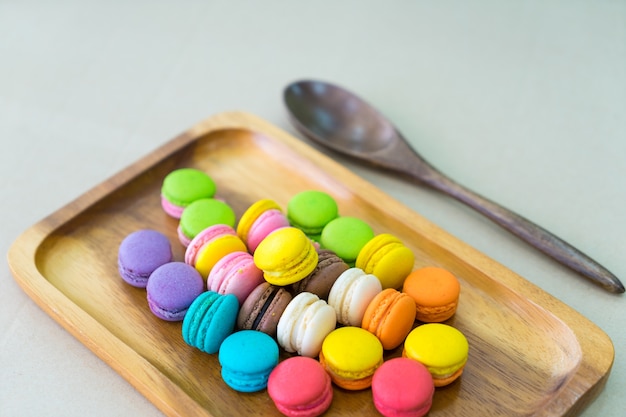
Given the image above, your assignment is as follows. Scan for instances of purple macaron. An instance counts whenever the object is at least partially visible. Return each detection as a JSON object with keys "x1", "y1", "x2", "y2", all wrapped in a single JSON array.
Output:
[
  {"x1": 118, "y1": 229, "x2": 174, "y2": 288},
  {"x1": 146, "y1": 262, "x2": 205, "y2": 321}
]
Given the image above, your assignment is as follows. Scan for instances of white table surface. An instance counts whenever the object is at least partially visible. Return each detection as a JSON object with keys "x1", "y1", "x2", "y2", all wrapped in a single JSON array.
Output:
[{"x1": 1, "y1": 1, "x2": 624, "y2": 416}]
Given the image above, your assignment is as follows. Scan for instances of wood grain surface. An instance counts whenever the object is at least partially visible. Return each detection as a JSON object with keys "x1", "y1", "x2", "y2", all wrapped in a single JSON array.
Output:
[{"x1": 8, "y1": 112, "x2": 614, "y2": 416}]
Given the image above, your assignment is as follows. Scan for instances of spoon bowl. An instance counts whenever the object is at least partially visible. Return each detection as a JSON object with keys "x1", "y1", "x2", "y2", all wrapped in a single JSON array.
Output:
[
  {"x1": 285, "y1": 81, "x2": 397, "y2": 155},
  {"x1": 284, "y1": 79, "x2": 624, "y2": 293}
]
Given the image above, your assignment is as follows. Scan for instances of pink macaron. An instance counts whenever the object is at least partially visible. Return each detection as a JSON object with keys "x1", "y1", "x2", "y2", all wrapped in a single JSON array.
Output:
[
  {"x1": 268, "y1": 356, "x2": 333, "y2": 417},
  {"x1": 246, "y1": 209, "x2": 290, "y2": 253},
  {"x1": 207, "y1": 251, "x2": 265, "y2": 305},
  {"x1": 371, "y1": 357, "x2": 435, "y2": 417},
  {"x1": 184, "y1": 224, "x2": 247, "y2": 278},
  {"x1": 236, "y1": 199, "x2": 290, "y2": 253}
]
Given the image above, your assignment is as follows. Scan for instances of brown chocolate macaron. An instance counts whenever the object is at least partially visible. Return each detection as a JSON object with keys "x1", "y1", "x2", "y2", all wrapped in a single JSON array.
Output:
[
  {"x1": 237, "y1": 282, "x2": 292, "y2": 338},
  {"x1": 290, "y1": 249, "x2": 349, "y2": 300}
]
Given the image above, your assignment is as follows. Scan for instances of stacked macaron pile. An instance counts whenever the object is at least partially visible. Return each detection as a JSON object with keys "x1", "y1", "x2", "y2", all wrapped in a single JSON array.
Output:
[{"x1": 115, "y1": 169, "x2": 469, "y2": 416}]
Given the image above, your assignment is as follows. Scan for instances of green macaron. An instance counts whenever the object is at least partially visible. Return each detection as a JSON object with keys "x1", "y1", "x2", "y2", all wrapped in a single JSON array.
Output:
[
  {"x1": 320, "y1": 216, "x2": 374, "y2": 266},
  {"x1": 161, "y1": 168, "x2": 216, "y2": 218},
  {"x1": 287, "y1": 190, "x2": 339, "y2": 241},
  {"x1": 178, "y1": 198, "x2": 236, "y2": 245}
]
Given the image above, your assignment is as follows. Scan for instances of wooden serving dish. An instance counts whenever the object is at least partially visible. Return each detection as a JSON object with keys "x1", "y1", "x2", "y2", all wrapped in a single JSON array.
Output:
[{"x1": 8, "y1": 112, "x2": 613, "y2": 416}]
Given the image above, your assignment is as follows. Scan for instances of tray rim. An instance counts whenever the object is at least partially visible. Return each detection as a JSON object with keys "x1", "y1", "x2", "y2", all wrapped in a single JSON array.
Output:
[{"x1": 7, "y1": 111, "x2": 614, "y2": 417}]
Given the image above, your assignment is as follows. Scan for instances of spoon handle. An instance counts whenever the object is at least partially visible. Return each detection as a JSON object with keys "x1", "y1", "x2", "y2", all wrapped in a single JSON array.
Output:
[{"x1": 417, "y1": 169, "x2": 624, "y2": 293}]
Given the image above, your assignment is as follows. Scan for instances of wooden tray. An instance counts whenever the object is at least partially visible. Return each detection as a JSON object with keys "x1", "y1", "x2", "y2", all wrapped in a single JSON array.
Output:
[{"x1": 8, "y1": 112, "x2": 614, "y2": 416}]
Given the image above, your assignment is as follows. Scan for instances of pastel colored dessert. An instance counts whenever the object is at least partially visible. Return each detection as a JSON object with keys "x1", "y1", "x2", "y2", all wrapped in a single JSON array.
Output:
[
  {"x1": 371, "y1": 357, "x2": 435, "y2": 417},
  {"x1": 327, "y1": 267, "x2": 382, "y2": 326},
  {"x1": 146, "y1": 262, "x2": 205, "y2": 321},
  {"x1": 117, "y1": 229, "x2": 173, "y2": 288},
  {"x1": 319, "y1": 326, "x2": 383, "y2": 390},
  {"x1": 182, "y1": 291, "x2": 239, "y2": 354},
  {"x1": 207, "y1": 251, "x2": 264, "y2": 305},
  {"x1": 320, "y1": 216, "x2": 374, "y2": 266},
  {"x1": 253, "y1": 227, "x2": 318, "y2": 286},
  {"x1": 237, "y1": 282, "x2": 293, "y2": 338},
  {"x1": 177, "y1": 198, "x2": 236, "y2": 247},
  {"x1": 289, "y1": 249, "x2": 349, "y2": 300},
  {"x1": 268, "y1": 356, "x2": 333, "y2": 417},
  {"x1": 236, "y1": 199, "x2": 290, "y2": 253},
  {"x1": 355, "y1": 233, "x2": 415, "y2": 289},
  {"x1": 185, "y1": 224, "x2": 247, "y2": 278},
  {"x1": 218, "y1": 330, "x2": 279, "y2": 392},
  {"x1": 403, "y1": 323, "x2": 469, "y2": 387},
  {"x1": 361, "y1": 288, "x2": 417, "y2": 350},
  {"x1": 161, "y1": 168, "x2": 216, "y2": 218},
  {"x1": 402, "y1": 266, "x2": 461, "y2": 322},
  {"x1": 287, "y1": 190, "x2": 338, "y2": 241},
  {"x1": 276, "y1": 292, "x2": 337, "y2": 358}
]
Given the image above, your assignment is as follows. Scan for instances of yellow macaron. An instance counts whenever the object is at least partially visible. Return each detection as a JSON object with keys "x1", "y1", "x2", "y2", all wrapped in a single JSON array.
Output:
[
  {"x1": 403, "y1": 323, "x2": 469, "y2": 387},
  {"x1": 319, "y1": 326, "x2": 383, "y2": 390},
  {"x1": 254, "y1": 227, "x2": 318, "y2": 286},
  {"x1": 355, "y1": 233, "x2": 415, "y2": 289}
]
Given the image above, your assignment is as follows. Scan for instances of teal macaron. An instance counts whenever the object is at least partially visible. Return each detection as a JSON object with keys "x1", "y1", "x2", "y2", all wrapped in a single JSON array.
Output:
[
  {"x1": 218, "y1": 330, "x2": 279, "y2": 392},
  {"x1": 182, "y1": 291, "x2": 239, "y2": 354}
]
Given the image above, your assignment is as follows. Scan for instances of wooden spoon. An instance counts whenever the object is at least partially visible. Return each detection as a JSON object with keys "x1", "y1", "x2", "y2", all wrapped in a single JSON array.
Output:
[{"x1": 283, "y1": 79, "x2": 624, "y2": 294}]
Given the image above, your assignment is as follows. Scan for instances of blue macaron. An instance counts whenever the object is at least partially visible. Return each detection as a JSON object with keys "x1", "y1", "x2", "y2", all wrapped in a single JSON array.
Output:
[
  {"x1": 218, "y1": 330, "x2": 279, "y2": 392},
  {"x1": 182, "y1": 291, "x2": 239, "y2": 354}
]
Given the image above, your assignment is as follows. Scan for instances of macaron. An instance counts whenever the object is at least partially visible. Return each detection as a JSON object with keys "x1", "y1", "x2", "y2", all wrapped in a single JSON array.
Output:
[
  {"x1": 253, "y1": 227, "x2": 318, "y2": 286},
  {"x1": 117, "y1": 229, "x2": 173, "y2": 288},
  {"x1": 276, "y1": 292, "x2": 337, "y2": 358},
  {"x1": 362, "y1": 288, "x2": 416, "y2": 350},
  {"x1": 268, "y1": 356, "x2": 333, "y2": 417},
  {"x1": 319, "y1": 326, "x2": 383, "y2": 390},
  {"x1": 403, "y1": 323, "x2": 469, "y2": 387},
  {"x1": 320, "y1": 216, "x2": 374, "y2": 266},
  {"x1": 185, "y1": 224, "x2": 247, "y2": 278},
  {"x1": 161, "y1": 168, "x2": 216, "y2": 218},
  {"x1": 371, "y1": 357, "x2": 435, "y2": 417},
  {"x1": 355, "y1": 233, "x2": 415, "y2": 289},
  {"x1": 218, "y1": 330, "x2": 279, "y2": 392},
  {"x1": 236, "y1": 199, "x2": 290, "y2": 253},
  {"x1": 146, "y1": 262, "x2": 205, "y2": 321},
  {"x1": 287, "y1": 190, "x2": 338, "y2": 241},
  {"x1": 289, "y1": 249, "x2": 349, "y2": 300},
  {"x1": 327, "y1": 267, "x2": 382, "y2": 327},
  {"x1": 403, "y1": 266, "x2": 461, "y2": 322},
  {"x1": 177, "y1": 198, "x2": 236, "y2": 247},
  {"x1": 182, "y1": 291, "x2": 239, "y2": 354},
  {"x1": 207, "y1": 251, "x2": 264, "y2": 305},
  {"x1": 237, "y1": 282, "x2": 293, "y2": 338}
]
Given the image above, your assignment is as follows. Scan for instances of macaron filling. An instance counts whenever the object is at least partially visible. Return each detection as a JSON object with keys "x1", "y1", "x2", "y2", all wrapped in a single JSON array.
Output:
[
  {"x1": 319, "y1": 350, "x2": 382, "y2": 390},
  {"x1": 251, "y1": 287, "x2": 280, "y2": 330},
  {"x1": 146, "y1": 297, "x2": 191, "y2": 321}
]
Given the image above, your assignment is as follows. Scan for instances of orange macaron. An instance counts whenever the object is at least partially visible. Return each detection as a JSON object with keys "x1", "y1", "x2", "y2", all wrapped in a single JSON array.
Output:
[
  {"x1": 402, "y1": 266, "x2": 460, "y2": 323},
  {"x1": 361, "y1": 288, "x2": 416, "y2": 350}
]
